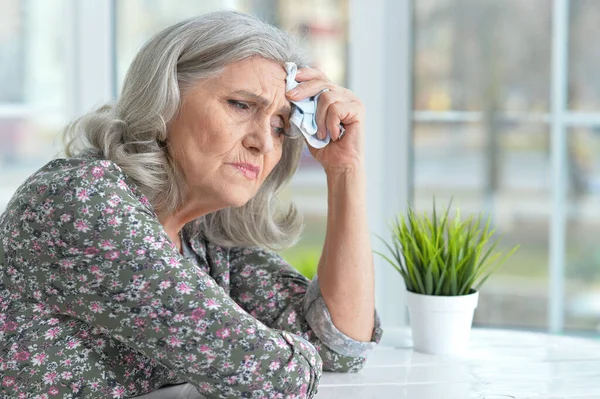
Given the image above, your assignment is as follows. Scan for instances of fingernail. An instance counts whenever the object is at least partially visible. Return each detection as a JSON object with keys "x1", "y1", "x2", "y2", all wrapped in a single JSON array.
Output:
[
  {"x1": 287, "y1": 89, "x2": 299, "y2": 97},
  {"x1": 295, "y1": 69, "x2": 303, "y2": 76}
]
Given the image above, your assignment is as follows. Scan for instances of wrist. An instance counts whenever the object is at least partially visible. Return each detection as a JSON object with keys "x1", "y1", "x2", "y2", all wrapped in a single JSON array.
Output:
[
  {"x1": 324, "y1": 162, "x2": 366, "y2": 180},
  {"x1": 325, "y1": 166, "x2": 367, "y2": 196}
]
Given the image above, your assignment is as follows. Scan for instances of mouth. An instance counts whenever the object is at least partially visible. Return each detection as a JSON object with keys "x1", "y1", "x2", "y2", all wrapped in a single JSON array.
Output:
[{"x1": 227, "y1": 162, "x2": 261, "y2": 180}]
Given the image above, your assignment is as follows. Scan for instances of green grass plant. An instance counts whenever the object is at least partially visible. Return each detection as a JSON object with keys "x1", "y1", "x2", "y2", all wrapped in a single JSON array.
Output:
[{"x1": 376, "y1": 200, "x2": 519, "y2": 296}]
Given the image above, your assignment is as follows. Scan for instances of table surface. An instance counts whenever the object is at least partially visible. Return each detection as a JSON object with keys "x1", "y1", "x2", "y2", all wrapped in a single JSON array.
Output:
[{"x1": 315, "y1": 328, "x2": 600, "y2": 399}]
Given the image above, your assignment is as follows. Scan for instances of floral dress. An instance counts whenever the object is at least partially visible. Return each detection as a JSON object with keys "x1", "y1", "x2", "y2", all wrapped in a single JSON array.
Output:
[{"x1": 0, "y1": 156, "x2": 382, "y2": 398}]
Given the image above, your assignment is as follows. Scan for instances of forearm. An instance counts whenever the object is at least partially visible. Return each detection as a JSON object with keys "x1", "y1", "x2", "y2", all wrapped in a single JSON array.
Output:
[{"x1": 317, "y1": 166, "x2": 375, "y2": 342}]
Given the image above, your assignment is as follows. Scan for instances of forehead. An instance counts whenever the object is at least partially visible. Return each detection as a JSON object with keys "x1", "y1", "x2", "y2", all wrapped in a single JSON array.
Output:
[{"x1": 212, "y1": 57, "x2": 287, "y2": 94}]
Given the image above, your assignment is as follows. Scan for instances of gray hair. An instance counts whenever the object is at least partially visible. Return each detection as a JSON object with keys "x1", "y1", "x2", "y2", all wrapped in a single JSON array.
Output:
[{"x1": 63, "y1": 11, "x2": 310, "y2": 250}]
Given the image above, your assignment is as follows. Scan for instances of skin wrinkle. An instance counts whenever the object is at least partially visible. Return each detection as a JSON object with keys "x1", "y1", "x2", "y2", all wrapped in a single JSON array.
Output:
[{"x1": 160, "y1": 57, "x2": 291, "y2": 250}]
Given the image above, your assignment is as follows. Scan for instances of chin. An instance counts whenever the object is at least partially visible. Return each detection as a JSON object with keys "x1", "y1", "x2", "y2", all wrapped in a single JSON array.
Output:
[{"x1": 223, "y1": 191, "x2": 256, "y2": 209}]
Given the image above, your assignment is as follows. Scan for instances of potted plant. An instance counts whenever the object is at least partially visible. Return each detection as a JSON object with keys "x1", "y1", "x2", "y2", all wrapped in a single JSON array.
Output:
[{"x1": 377, "y1": 201, "x2": 518, "y2": 355}]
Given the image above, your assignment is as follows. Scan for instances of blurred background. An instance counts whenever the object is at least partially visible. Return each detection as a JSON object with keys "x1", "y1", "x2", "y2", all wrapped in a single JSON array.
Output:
[{"x1": 0, "y1": 0, "x2": 599, "y2": 337}]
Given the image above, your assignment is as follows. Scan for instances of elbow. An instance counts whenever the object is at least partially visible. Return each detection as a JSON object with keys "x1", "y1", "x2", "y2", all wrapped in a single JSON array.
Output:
[
  {"x1": 276, "y1": 332, "x2": 323, "y2": 397},
  {"x1": 274, "y1": 355, "x2": 322, "y2": 398}
]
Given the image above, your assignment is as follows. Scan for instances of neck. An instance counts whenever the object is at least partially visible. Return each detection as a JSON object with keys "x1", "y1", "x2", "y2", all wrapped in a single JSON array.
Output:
[{"x1": 158, "y1": 193, "x2": 225, "y2": 248}]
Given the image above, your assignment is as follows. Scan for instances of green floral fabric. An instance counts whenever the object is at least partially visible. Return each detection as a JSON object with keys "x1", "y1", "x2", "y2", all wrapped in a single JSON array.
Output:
[{"x1": 0, "y1": 157, "x2": 381, "y2": 398}]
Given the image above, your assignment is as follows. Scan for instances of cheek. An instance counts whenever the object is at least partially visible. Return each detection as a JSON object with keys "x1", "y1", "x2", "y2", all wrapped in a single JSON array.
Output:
[{"x1": 264, "y1": 148, "x2": 283, "y2": 176}]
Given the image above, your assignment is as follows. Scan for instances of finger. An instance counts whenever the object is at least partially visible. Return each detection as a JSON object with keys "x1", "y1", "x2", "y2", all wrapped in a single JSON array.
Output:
[
  {"x1": 286, "y1": 79, "x2": 336, "y2": 100},
  {"x1": 295, "y1": 67, "x2": 328, "y2": 82},
  {"x1": 325, "y1": 101, "x2": 363, "y2": 140},
  {"x1": 315, "y1": 90, "x2": 347, "y2": 139},
  {"x1": 326, "y1": 103, "x2": 346, "y2": 141}
]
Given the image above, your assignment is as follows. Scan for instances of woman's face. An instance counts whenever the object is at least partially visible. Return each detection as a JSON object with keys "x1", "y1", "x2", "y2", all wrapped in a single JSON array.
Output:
[{"x1": 167, "y1": 57, "x2": 291, "y2": 212}]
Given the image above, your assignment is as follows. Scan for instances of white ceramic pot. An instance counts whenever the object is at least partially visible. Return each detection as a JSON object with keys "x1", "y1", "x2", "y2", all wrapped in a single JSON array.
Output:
[{"x1": 405, "y1": 290, "x2": 479, "y2": 355}]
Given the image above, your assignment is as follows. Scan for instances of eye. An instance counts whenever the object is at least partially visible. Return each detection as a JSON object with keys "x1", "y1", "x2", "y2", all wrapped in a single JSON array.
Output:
[
  {"x1": 227, "y1": 100, "x2": 250, "y2": 111},
  {"x1": 273, "y1": 126, "x2": 291, "y2": 138}
]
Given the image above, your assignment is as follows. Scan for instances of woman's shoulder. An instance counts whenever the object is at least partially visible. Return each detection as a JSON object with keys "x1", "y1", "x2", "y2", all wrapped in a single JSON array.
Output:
[{"x1": 3, "y1": 154, "x2": 152, "y2": 217}]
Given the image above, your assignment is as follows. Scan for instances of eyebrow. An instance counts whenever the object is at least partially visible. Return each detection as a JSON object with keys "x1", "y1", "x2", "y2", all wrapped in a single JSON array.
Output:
[{"x1": 231, "y1": 90, "x2": 291, "y2": 116}]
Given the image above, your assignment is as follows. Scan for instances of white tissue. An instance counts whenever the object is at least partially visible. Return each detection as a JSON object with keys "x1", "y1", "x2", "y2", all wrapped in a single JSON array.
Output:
[{"x1": 285, "y1": 62, "x2": 331, "y2": 149}]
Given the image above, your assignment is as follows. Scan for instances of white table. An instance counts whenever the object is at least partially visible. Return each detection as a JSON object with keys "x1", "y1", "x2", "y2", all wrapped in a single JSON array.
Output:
[{"x1": 316, "y1": 328, "x2": 600, "y2": 398}]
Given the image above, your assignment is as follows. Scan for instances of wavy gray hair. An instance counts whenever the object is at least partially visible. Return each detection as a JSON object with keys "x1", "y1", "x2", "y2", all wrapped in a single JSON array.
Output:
[{"x1": 63, "y1": 11, "x2": 309, "y2": 250}]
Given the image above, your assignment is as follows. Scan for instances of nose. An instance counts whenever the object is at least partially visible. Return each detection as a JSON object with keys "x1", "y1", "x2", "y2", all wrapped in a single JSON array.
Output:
[{"x1": 242, "y1": 117, "x2": 275, "y2": 154}]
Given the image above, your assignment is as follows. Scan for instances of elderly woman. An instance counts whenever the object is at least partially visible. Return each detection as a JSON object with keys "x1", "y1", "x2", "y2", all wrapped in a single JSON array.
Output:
[{"x1": 0, "y1": 11, "x2": 381, "y2": 399}]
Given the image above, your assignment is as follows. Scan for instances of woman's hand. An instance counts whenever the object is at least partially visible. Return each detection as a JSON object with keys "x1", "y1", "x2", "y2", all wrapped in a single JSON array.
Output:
[{"x1": 286, "y1": 67, "x2": 365, "y2": 174}]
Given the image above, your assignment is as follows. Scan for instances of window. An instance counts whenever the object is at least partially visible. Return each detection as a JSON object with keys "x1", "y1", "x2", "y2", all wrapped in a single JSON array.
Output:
[
  {"x1": 0, "y1": 0, "x2": 69, "y2": 210},
  {"x1": 412, "y1": 0, "x2": 600, "y2": 334}
]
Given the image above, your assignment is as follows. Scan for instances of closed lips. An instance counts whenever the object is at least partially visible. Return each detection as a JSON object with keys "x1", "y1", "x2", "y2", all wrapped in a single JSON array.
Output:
[{"x1": 228, "y1": 163, "x2": 260, "y2": 179}]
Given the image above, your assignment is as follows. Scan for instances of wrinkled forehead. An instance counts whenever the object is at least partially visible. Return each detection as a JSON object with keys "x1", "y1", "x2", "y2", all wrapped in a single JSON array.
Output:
[{"x1": 215, "y1": 57, "x2": 288, "y2": 96}]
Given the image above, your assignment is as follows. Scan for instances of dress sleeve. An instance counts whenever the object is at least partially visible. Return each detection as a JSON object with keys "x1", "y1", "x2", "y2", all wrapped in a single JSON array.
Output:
[
  {"x1": 19, "y1": 159, "x2": 321, "y2": 398},
  {"x1": 228, "y1": 247, "x2": 383, "y2": 373}
]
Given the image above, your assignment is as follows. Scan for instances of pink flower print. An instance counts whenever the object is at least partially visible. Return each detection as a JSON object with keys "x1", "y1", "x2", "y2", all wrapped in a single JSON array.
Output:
[
  {"x1": 2, "y1": 376, "x2": 16, "y2": 387},
  {"x1": 173, "y1": 313, "x2": 186, "y2": 322},
  {"x1": 84, "y1": 246, "x2": 99, "y2": 256},
  {"x1": 91, "y1": 166, "x2": 104, "y2": 179},
  {"x1": 74, "y1": 219, "x2": 91, "y2": 233},
  {"x1": 99, "y1": 240, "x2": 115, "y2": 250},
  {"x1": 185, "y1": 353, "x2": 197, "y2": 363},
  {"x1": 70, "y1": 381, "x2": 82, "y2": 393},
  {"x1": 3, "y1": 321, "x2": 17, "y2": 331},
  {"x1": 89, "y1": 302, "x2": 104, "y2": 314},
  {"x1": 75, "y1": 188, "x2": 90, "y2": 202},
  {"x1": 198, "y1": 382, "x2": 214, "y2": 394},
  {"x1": 48, "y1": 386, "x2": 59, "y2": 395},
  {"x1": 176, "y1": 282, "x2": 193, "y2": 295},
  {"x1": 167, "y1": 336, "x2": 183, "y2": 348},
  {"x1": 158, "y1": 280, "x2": 171, "y2": 290},
  {"x1": 216, "y1": 328, "x2": 230, "y2": 339},
  {"x1": 43, "y1": 371, "x2": 59, "y2": 385},
  {"x1": 104, "y1": 250, "x2": 120, "y2": 260},
  {"x1": 107, "y1": 216, "x2": 122, "y2": 227},
  {"x1": 190, "y1": 308, "x2": 206, "y2": 322},
  {"x1": 111, "y1": 386, "x2": 126, "y2": 398},
  {"x1": 66, "y1": 339, "x2": 81, "y2": 349},
  {"x1": 44, "y1": 327, "x2": 61, "y2": 340},
  {"x1": 178, "y1": 270, "x2": 189, "y2": 279},
  {"x1": 287, "y1": 311, "x2": 297, "y2": 325},
  {"x1": 58, "y1": 259, "x2": 75, "y2": 270},
  {"x1": 60, "y1": 213, "x2": 72, "y2": 223},
  {"x1": 225, "y1": 376, "x2": 238, "y2": 385},
  {"x1": 269, "y1": 360, "x2": 281, "y2": 371},
  {"x1": 13, "y1": 351, "x2": 30, "y2": 361},
  {"x1": 239, "y1": 292, "x2": 253, "y2": 303},
  {"x1": 61, "y1": 371, "x2": 73, "y2": 379},
  {"x1": 285, "y1": 361, "x2": 297, "y2": 372},
  {"x1": 204, "y1": 298, "x2": 220, "y2": 310},
  {"x1": 47, "y1": 318, "x2": 59, "y2": 325},
  {"x1": 221, "y1": 360, "x2": 234, "y2": 370},
  {"x1": 134, "y1": 318, "x2": 146, "y2": 328},
  {"x1": 166, "y1": 257, "x2": 180, "y2": 269}
]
